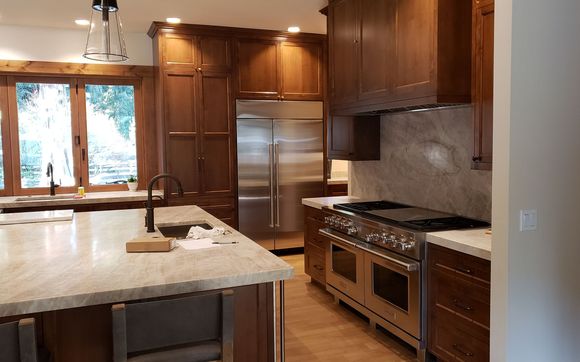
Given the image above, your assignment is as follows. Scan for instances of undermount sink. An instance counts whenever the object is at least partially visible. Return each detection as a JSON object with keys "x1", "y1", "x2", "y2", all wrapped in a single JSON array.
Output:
[
  {"x1": 15, "y1": 195, "x2": 77, "y2": 202},
  {"x1": 157, "y1": 223, "x2": 213, "y2": 239}
]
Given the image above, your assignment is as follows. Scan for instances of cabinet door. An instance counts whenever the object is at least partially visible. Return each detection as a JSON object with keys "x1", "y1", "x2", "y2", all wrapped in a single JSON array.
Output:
[
  {"x1": 391, "y1": 0, "x2": 435, "y2": 100},
  {"x1": 198, "y1": 36, "x2": 231, "y2": 72},
  {"x1": 358, "y1": 0, "x2": 395, "y2": 102},
  {"x1": 280, "y1": 41, "x2": 323, "y2": 100},
  {"x1": 236, "y1": 39, "x2": 279, "y2": 99},
  {"x1": 164, "y1": 71, "x2": 200, "y2": 197},
  {"x1": 163, "y1": 72, "x2": 200, "y2": 196},
  {"x1": 327, "y1": 115, "x2": 354, "y2": 160},
  {"x1": 162, "y1": 34, "x2": 196, "y2": 67},
  {"x1": 329, "y1": 0, "x2": 359, "y2": 108},
  {"x1": 199, "y1": 71, "x2": 235, "y2": 195},
  {"x1": 472, "y1": 0, "x2": 494, "y2": 170}
]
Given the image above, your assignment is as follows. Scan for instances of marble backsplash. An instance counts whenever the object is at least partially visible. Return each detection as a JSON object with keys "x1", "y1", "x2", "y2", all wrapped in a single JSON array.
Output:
[{"x1": 349, "y1": 106, "x2": 492, "y2": 221}]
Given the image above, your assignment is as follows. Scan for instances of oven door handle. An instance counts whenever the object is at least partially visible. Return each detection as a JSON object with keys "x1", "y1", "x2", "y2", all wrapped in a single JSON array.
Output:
[
  {"x1": 319, "y1": 229, "x2": 358, "y2": 248},
  {"x1": 319, "y1": 228, "x2": 418, "y2": 272},
  {"x1": 358, "y1": 244, "x2": 418, "y2": 272}
]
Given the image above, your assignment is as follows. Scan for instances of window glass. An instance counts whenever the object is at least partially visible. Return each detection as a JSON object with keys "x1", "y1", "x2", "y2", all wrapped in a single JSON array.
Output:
[
  {"x1": 16, "y1": 82, "x2": 75, "y2": 188},
  {"x1": 85, "y1": 84, "x2": 137, "y2": 185}
]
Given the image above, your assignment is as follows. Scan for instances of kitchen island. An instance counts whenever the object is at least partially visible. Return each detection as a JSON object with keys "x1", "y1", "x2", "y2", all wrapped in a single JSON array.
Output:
[{"x1": 0, "y1": 205, "x2": 293, "y2": 361}]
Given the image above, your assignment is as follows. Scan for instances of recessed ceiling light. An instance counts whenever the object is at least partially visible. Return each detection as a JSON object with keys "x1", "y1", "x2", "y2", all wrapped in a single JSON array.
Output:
[
  {"x1": 166, "y1": 18, "x2": 181, "y2": 24},
  {"x1": 287, "y1": 26, "x2": 301, "y2": 33},
  {"x1": 75, "y1": 19, "x2": 90, "y2": 26}
]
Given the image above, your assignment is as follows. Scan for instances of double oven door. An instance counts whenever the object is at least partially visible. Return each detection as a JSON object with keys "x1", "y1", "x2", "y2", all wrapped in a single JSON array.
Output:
[
  {"x1": 364, "y1": 246, "x2": 421, "y2": 339},
  {"x1": 323, "y1": 229, "x2": 366, "y2": 304},
  {"x1": 322, "y1": 228, "x2": 421, "y2": 339}
]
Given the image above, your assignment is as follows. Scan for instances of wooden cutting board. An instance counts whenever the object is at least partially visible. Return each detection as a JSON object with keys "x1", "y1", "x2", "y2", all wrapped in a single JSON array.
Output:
[{"x1": 126, "y1": 236, "x2": 176, "y2": 253}]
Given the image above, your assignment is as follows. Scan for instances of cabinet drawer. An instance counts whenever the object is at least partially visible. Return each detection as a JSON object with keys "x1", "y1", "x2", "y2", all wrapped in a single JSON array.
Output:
[
  {"x1": 432, "y1": 269, "x2": 490, "y2": 328},
  {"x1": 306, "y1": 251, "x2": 326, "y2": 284},
  {"x1": 305, "y1": 218, "x2": 329, "y2": 250},
  {"x1": 430, "y1": 306, "x2": 489, "y2": 362},
  {"x1": 304, "y1": 206, "x2": 325, "y2": 222},
  {"x1": 429, "y1": 244, "x2": 490, "y2": 284}
]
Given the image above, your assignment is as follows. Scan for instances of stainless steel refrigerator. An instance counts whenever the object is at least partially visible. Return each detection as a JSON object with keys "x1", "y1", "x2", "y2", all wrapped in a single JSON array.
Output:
[{"x1": 237, "y1": 100, "x2": 324, "y2": 250}]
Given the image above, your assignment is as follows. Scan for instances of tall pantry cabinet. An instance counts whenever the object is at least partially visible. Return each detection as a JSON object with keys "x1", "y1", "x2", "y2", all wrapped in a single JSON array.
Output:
[{"x1": 150, "y1": 26, "x2": 237, "y2": 227}]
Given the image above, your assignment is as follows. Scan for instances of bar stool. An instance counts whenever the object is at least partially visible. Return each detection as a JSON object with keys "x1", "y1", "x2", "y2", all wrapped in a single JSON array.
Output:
[
  {"x1": 112, "y1": 290, "x2": 234, "y2": 362},
  {"x1": 0, "y1": 318, "x2": 39, "y2": 362}
]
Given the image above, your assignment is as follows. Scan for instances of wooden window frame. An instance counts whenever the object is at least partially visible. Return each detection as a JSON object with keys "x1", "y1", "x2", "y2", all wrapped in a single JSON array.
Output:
[
  {"x1": 77, "y1": 78, "x2": 145, "y2": 192},
  {"x1": 0, "y1": 76, "x2": 14, "y2": 196},
  {"x1": 7, "y1": 76, "x2": 82, "y2": 196},
  {"x1": 2, "y1": 75, "x2": 145, "y2": 196}
]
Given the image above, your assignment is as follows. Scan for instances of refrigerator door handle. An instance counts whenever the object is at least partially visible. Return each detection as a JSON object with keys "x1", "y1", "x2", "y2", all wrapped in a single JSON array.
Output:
[
  {"x1": 275, "y1": 142, "x2": 281, "y2": 227},
  {"x1": 269, "y1": 143, "x2": 275, "y2": 228}
]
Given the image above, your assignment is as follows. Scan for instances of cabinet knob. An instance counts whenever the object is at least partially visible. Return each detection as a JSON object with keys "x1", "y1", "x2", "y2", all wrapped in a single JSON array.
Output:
[
  {"x1": 472, "y1": 156, "x2": 482, "y2": 162},
  {"x1": 196, "y1": 67, "x2": 202, "y2": 72}
]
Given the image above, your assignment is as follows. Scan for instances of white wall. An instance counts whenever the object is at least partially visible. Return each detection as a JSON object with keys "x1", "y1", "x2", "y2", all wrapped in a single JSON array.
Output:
[
  {"x1": 492, "y1": 0, "x2": 580, "y2": 360},
  {"x1": 0, "y1": 25, "x2": 152, "y2": 65}
]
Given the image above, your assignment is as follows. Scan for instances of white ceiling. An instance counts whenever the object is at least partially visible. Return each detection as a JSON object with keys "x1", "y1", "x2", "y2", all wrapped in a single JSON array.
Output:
[{"x1": 0, "y1": 0, "x2": 328, "y2": 34}]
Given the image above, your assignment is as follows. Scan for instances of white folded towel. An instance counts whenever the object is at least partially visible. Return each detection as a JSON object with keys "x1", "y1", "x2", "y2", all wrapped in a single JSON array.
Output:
[{"x1": 186, "y1": 226, "x2": 227, "y2": 240}]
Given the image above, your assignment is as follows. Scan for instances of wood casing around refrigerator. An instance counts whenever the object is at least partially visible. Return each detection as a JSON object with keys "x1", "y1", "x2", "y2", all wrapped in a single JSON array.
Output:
[{"x1": 148, "y1": 23, "x2": 326, "y2": 228}]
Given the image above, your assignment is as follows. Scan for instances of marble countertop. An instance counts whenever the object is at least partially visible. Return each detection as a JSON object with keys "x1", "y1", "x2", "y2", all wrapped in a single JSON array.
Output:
[
  {"x1": 0, "y1": 190, "x2": 163, "y2": 209},
  {"x1": 0, "y1": 210, "x2": 74, "y2": 225},
  {"x1": 302, "y1": 195, "x2": 360, "y2": 209},
  {"x1": 0, "y1": 205, "x2": 293, "y2": 317},
  {"x1": 426, "y1": 228, "x2": 492, "y2": 260}
]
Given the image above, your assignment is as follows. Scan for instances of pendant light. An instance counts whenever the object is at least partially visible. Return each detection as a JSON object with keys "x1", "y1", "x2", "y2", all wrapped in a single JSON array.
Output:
[{"x1": 83, "y1": 0, "x2": 128, "y2": 62}]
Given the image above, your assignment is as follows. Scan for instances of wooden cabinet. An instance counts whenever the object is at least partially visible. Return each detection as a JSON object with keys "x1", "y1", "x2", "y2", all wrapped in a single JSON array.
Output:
[
  {"x1": 326, "y1": 183, "x2": 348, "y2": 197},
  {"x1": 152, "y1": 31, "x2": 237, "y2": 226},
  {"x1": 327, "y1": 0, "x2": 471, "y2": 114},
  {"x1": 236, "y1": 39, "x2": 279, "y2": 99},
  {"x1": 235, "y1": 38, "x2": 324, "y2": 101},
  {"x1": 328, "y1": 0, "x2": 358, "y2": 105},
  {"x1": 428, "y1": 244, "x2": 490, "y2": 361},
  {"x1": 327, "y1": 115, "x2": 380, "y2": 160},
  {"x1": 472, "y1": 0, "x2": 494, "y2": 170},
  {"x1": 304, "y1": 206, "x2": 330, "y2": 284}
]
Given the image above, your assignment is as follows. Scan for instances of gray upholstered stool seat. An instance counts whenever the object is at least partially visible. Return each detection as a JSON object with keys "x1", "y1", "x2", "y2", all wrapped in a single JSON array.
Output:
[
  {"x1": 0, "y1": 318, "x2": 39, "y2": 362},
  {"x1": 112, "y1": 290, "x2": 234, "y2": 362}
]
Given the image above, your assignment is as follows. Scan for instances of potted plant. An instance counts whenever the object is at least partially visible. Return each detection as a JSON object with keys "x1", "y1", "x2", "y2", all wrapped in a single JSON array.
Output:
[{"x1": 127, "y1": 175, "x2": 138, "y2": 192}]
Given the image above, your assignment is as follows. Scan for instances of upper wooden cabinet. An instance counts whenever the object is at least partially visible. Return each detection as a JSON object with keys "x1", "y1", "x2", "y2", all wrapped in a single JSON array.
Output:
[
  {"x1": 235, "y1": 37, "x2": 325, "y2": 101},
  {"x1": 327, "y1": 115, "x2": 380, "y2": 161},
  {"x1": 472, "y1": 0, "x2": 494, "y2": 170},
  {"x1": 328, "y1": 0, "x2": 472, "y2": 114}
]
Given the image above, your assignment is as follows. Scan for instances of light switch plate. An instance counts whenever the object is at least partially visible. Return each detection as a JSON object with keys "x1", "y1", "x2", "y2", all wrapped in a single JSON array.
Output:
[{"x1": 520, "y1": 209, "x2": 538, "y2": 231}]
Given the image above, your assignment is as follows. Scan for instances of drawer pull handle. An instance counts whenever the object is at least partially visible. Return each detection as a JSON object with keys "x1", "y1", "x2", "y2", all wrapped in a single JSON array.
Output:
[
  {"x1": 452, "y1": 344, "x2": 474, "y2": 357},
  {"x1": 314, "y1": 265, "x2": 324, "y2": 271},
  {"x1": 455, "y1": 266, "x2": 473, "y2": 275},
  {"x1": 453, "y1": 299, "x2": 474, "y2": 311}
]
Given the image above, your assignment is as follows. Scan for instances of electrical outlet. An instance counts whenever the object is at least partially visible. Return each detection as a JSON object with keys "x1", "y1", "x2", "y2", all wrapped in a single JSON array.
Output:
[{"x1": 520, "y1": 209, "x2": 537, "y2": 231}]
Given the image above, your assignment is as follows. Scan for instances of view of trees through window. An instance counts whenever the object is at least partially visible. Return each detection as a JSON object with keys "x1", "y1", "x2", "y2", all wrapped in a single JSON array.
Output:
[
  {"x1": 16, "y1": 82, "x2": 75, "y2": 188},
  {"x1": 86, "y1": 84, "x2": 137, "y2": 185},
  {"x1": 13, "y1": 80, "x2": 138, "y2": 190}
]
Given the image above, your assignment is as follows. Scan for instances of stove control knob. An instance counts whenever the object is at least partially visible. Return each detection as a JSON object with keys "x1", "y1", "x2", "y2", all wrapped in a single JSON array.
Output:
[{"x1": 401, "y1": 239, "x2": 416, "y2": 251}]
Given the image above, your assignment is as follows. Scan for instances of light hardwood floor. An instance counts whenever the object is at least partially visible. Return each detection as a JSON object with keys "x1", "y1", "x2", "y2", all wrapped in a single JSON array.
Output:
[{"x1": 279, "y1": 253, "x2": 417, "y2": 362}]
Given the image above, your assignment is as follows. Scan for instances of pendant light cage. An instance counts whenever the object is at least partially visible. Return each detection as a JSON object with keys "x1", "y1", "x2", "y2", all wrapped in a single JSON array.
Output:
[{"x1": 83, "y1": 0, "x2": 128, "y2": 62}]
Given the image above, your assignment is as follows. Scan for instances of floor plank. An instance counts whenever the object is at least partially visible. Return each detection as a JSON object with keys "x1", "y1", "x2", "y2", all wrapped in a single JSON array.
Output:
[{"x1": 279, "y1": 253, "x2": 418, "y2": 362}]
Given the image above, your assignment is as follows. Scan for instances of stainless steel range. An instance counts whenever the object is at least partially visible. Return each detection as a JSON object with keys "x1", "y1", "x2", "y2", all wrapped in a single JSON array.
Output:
[{"x1": 320, "y1": 201, "x2": 489, "y2": 361}]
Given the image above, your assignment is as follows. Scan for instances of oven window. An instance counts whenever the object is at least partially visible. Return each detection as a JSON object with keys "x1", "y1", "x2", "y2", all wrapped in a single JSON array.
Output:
[
  {"x1": 373, "y1": 263, "x2": 409, "y2": 311},
  {"x1": 331, "y1": 244, "x2": 357, "y2": 283}
]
